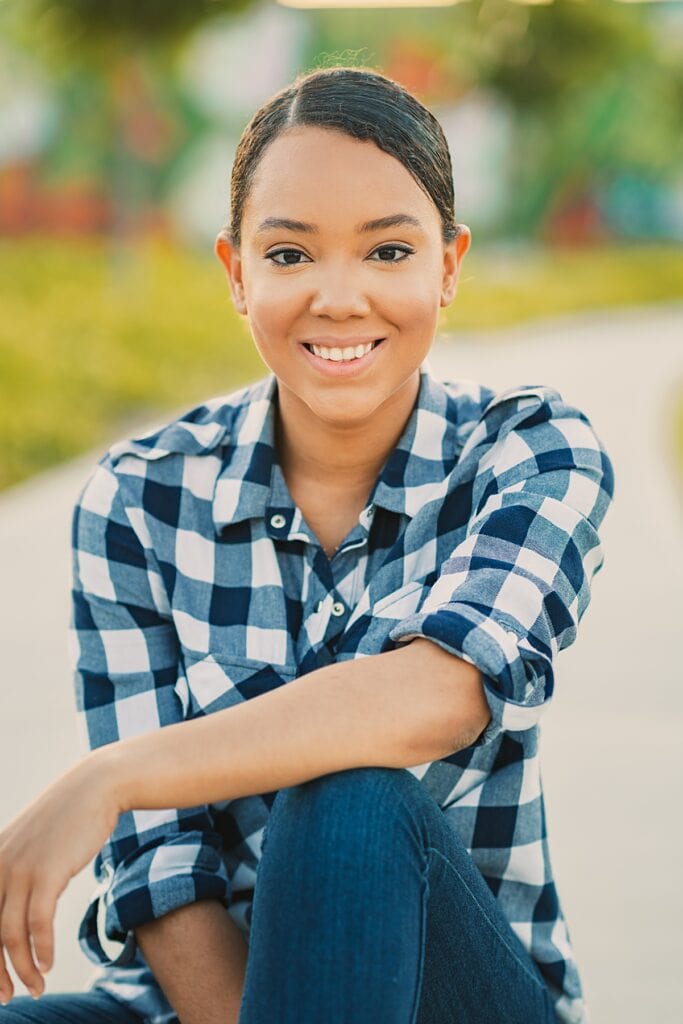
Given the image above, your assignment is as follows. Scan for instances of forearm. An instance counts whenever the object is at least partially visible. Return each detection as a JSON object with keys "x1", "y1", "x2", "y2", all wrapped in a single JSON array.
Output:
[
  {"x1": 134, "y1": 899, "x2": 248, "y2": 1024},
  {"x1": 104, "y1": 638, "x2": 489, "y2": 814}
]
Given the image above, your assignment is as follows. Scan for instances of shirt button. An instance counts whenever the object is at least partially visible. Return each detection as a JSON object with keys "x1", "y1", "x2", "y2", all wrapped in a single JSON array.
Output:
[
  {"x1": 331, "y1": 601, "x2": 345, "y2": 617},
  {"x1": 270, "y1": 513, "x2": 286, "y2": 528},
  {"x1": 366, "y1": 505, "x2": 374, "y2": 517}
]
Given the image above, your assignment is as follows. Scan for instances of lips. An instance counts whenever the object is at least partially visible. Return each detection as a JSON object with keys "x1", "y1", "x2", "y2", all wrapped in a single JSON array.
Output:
[{"x1": 299, "y1": 336, "x2": 387, "y2": 376}]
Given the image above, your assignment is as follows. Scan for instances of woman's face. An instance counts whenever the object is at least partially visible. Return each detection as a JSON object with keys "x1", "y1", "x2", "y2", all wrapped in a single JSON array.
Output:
[{"x1": 215, "y1": 124, "x2": 470, "y2": 429}]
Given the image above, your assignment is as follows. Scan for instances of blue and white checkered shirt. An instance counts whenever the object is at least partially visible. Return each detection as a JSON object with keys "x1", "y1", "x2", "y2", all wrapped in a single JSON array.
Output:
[{"x1": 68, "y1": 365, "x2": 614, "y2": 1024}]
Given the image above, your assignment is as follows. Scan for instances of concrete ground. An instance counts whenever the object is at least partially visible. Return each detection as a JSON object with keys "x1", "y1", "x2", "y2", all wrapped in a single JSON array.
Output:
[{"x1": 1, "y1": 302, "x2": 681, "y2": 1020}]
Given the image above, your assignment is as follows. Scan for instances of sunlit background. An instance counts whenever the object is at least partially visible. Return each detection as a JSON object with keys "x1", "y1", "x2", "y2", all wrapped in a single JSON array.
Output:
[
  {"x1": 0, "y1": 0, "x2": 682, "y2": 1020},
  {"x1": 1, "y1": 0, "x2": 682, "y2": 488}
]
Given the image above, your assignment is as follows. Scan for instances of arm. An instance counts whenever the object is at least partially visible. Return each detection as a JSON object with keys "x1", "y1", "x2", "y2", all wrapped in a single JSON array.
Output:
[
  {"x1": 134, "y1": 900, "x2": 248, "y2": 1024},
  {"x1": 0, "y1": 634, "x2": 485, "y2": 1001},
  {"x1": 0, "y1": 450, "x2": 486, "y2": 1002},
  {"x1": 42, "y1": 459, "x2": 236, "y2": 1003},
  {"x1": 104, "y1": 636, "x2": 488, "y2": 814},
  {"x1": 385, "y1": 386, "x2": 616, "y2": 746},
  {"x1": 68, "y1": 458, "x2": 252, "y2": 1016},
  {"x1": 100, "y1": 390, "x2": 615, "y2": 813}
]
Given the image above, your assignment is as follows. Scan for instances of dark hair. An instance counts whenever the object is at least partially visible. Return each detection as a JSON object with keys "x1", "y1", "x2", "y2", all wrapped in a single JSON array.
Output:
[{"x1": 222, "y1": 64, "x2": 462, "y2": 250}]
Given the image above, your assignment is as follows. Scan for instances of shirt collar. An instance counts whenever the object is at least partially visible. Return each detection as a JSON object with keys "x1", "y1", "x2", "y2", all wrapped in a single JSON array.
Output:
[{"x1": 212, "y1": 364, "x2": 461, "y2": 537}]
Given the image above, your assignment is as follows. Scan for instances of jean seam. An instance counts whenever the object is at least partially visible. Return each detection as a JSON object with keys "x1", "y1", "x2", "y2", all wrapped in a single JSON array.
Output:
[
  {"x1": 424, "y1": 845, "x2": 548, "y2": 994},
  {"x1": 408, "y1": 844, "x2": 431, "y2": 1024}
]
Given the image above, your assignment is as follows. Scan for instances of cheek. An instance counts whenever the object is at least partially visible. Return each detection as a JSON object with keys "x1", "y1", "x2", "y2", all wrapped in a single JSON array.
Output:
[
  {"x1": 375, "y1": 255, "x2": 442, "y2": 320},
  {"x1": 388, "y1": 281, "x2": 440, "y2": 335},
  {"x1": 245, "y1": 280, "x2": 299, "y2": 345}
]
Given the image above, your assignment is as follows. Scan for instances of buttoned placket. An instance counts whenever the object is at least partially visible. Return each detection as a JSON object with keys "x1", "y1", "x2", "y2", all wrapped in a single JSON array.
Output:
[
  {"x1": 279, "y1": 509, "x2": 372, "y2": 654},
  {"x1": 265, "y1": 449, "x2": 378, "y2": 659},
  {"x1": 309, "y1": 503, "x2": 377, "y2": 653}
]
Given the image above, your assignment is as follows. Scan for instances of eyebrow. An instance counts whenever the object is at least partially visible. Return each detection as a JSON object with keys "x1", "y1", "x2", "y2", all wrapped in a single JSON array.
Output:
[{"x1": 255, "y1": 213, "x2": 424, "y2": 235}]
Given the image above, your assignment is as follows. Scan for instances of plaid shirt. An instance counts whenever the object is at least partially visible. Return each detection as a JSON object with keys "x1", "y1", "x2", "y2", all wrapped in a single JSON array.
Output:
[{"x1": 68, "y1": 363, "x2": 614, "y2": 1024}]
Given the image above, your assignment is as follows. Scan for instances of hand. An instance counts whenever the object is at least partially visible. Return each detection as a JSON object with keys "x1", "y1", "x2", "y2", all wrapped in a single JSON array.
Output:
[{"x1": 0, "y1": 750, "x2": 120, "y2": 1003}]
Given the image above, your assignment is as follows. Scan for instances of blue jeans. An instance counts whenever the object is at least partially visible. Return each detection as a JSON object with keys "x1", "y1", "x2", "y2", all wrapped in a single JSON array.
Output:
[
  {"x1": 239, "y1": 766, "x2": 557, "y2": 1023},
  {"x1": 1, "y1": 767, "x2": 558, "y2": 1023},
  {"x1": 0, "y1": 989, "x2": 142, "y2": 1022}
]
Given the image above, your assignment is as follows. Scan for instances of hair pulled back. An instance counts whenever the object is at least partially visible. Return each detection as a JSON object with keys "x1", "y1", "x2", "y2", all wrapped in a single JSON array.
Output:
[{"x1": 223, "y1": 64, "x2": 461, "y2": 250}]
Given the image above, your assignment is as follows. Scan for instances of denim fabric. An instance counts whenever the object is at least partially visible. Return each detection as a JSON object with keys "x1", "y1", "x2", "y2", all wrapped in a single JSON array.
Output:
[
  {"x1": 238, "y1": 765, "x2": 558, "y2": 1024},
  {"x1": 0, "y1": 990, "x2": 142, "y2": 1023}
]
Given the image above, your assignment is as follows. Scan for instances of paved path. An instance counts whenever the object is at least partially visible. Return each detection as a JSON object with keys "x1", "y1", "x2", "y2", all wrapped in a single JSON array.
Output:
[{"x1": 1, "y1": 302, "x2": 681, "y2": 1019}]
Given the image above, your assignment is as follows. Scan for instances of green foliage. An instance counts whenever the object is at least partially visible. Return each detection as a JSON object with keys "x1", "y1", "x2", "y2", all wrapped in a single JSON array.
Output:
[
  {"x1": 2, "y1": 238, "x2": 682, "y2": 492},
  {"x1": 0, "y1": 238, "x2": 264, "y2": 491},
  {"x1": 303, "y1": 1, "x2": 683, "y2": 240},
  {"x1": 15, "y1": 0, "x2": 253, "y2": 57},
  {"x1": 471, "y1": 1, "x2": 683, "y2": 236},
  {"x1": 478, "y1": 0, "x2": 651, "y2": 113}
]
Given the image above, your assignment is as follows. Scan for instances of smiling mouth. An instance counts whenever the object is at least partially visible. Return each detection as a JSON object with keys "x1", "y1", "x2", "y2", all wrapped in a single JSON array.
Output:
[{"x1": 302, "y1": 338, "x2": 385, "y2": 361}]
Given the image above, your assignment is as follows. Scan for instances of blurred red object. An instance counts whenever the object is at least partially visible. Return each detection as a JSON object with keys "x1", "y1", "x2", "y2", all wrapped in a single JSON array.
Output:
[{"x1": 0, "y1": 162, "x2": 172, "y2": 239}]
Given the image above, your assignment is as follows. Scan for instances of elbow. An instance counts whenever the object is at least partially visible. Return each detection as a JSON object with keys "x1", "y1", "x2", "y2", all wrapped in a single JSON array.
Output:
[
  {"x1": 393, "y1": 640, "x2": 492, "y2": 765},
  {"x1": 399, "y1": 707, "x2": 492, "y2": 766}
]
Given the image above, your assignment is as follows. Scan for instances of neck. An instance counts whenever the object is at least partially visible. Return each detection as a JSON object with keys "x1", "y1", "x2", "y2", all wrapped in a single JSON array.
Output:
[{"x1": 274, "y1": 372, "x2": 421, "y2": 497}]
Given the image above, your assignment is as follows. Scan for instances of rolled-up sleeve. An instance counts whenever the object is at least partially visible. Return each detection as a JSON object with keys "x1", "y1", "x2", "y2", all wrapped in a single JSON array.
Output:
[
  {"x1": 68, "y1": 455, "x2": 232, "y2": 967},
  {"x1": 387, "y1": 389, "x2": 615, "y2": 748}
]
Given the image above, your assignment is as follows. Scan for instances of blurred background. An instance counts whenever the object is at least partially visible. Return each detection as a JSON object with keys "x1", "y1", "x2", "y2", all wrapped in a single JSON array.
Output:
[{"x1": 0, "y1": 0, "x2": 682, "y2": 1021}]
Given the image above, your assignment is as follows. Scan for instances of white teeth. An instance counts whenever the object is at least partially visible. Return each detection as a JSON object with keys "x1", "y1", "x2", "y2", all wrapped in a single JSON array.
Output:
[{"x1": 310, "y1": 341, "x2": 375, "y2": 361}]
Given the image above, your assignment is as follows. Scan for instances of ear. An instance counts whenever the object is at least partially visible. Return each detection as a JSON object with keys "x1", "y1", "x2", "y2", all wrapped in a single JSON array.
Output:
[
  {"x1": 215, "y1": 230, "x2": 248, "y2": 316},
  {"x1": 440, "y1": 225, "x2": 471, "y2": 308}
]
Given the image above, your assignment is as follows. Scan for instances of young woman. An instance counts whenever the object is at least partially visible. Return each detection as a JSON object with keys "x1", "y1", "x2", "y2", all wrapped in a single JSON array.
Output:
[{"x1": 0, "y1": 66, "x2": 614, "y2": 1024}]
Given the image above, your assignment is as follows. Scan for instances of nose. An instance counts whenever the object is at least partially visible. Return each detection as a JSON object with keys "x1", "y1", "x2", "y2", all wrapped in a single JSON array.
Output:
[{"x1": 307, "y1": 261, "x2": 372, "y2": 319}]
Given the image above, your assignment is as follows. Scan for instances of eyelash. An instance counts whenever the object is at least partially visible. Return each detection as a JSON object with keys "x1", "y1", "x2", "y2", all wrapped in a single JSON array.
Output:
[{"x1": 265, "y1": 244, "x2": 415, "y2": 268}]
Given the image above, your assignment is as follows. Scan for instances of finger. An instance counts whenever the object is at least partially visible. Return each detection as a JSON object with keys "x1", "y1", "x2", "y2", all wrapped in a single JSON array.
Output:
[
  {"x1": 0, "y1": 893, "x2": 15, "y2": 1005},
  {"x1": 27, "y1": 881, "x2": 58, "y2": 975},
  {"x1": 0, "y1": 874, "x2": 44, "y2": 997}
]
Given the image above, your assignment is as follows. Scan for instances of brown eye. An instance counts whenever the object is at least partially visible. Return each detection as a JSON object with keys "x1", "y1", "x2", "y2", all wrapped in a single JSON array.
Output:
[
  {"x1": 369, "y1": 245, "x2": 414, "y2": 263},
  {"x1": 266, "y1": 248, "x2": 309, "y2": 266}
]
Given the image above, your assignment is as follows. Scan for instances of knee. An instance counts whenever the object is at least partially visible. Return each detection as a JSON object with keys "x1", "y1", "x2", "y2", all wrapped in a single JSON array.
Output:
[
  {"x1": 277, "y1": 765, "x2": 407, "y2": 813},
  {"x1": 264, "y1": 766, "x2": 421, "y2": 851}
]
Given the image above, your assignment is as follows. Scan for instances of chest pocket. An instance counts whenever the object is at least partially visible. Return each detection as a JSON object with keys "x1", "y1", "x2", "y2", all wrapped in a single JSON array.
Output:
[{"x1": 175, "y1": 651, "x2": 298, "y2": 719}]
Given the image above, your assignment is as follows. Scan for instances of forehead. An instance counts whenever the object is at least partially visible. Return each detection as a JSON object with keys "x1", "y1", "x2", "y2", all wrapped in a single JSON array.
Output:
[{"x1": 242, "y1": 125, "x2": 439, "y2": 233}]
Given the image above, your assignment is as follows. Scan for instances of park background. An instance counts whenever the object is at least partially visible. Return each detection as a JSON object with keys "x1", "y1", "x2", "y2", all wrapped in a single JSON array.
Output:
[{"x1": 0, "y1": 0, "x2": 682, "y2": 1021}]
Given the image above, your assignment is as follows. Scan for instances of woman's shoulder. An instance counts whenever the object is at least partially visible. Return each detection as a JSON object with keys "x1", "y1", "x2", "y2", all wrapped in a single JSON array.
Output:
[
  {"x1": 73, "y1": 375, "x2": 273, "y2": 519},
  {"x1": 429, "y1": 372, "x2": 612, "y2": 485},
  {"x1": 431, "y1": 372, "x2": 567, "y2": 451},
  {"x1": 104, "y1": 374, "x2": 273, "y2": 468},
  {"x1": 437, "y1": 374, "x2": 563, "y2": 418}
]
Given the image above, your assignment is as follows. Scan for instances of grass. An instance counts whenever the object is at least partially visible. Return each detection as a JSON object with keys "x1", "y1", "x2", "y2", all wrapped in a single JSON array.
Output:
[
  {"x1": 1, "y1": 236, "x2": 682, "y2": 493},
  {"x1": 0, "y1": 237, "x2": 263, "y2": 491}
]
